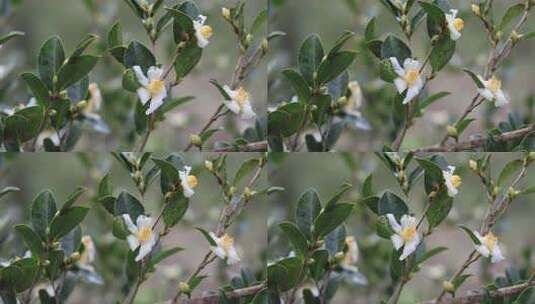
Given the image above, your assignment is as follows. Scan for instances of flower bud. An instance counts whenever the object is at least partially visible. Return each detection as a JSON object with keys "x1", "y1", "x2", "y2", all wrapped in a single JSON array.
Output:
[
  {"x1": 471, "y1": 4, "x2": 481, "y2": 16},
  {"x1": 245, "y1": 34, "x2": 253, "y2": 47},
  {"x1": 529, "y1": 152, "x2": 535, "y2": 162},
  {"x1": 508, "y1": 187, "x2": 520, "y2": 200},
  {"x1": 204, "y1": 160, "x2": 214, "y2": 172},
  {"x1": 178, "y1": 282, "x2": 191, "y2": 293},
  {"x1": 261, "y1": 39, "x2": 268, "y2": 52},
  {"x1": 244, "y1": 187, "x2": 256, "y2": 200},
  {"x1": 334, "y1": 251, "x2": 345, "y2": 262},
  {"x1": 511, "y1": 31, "x2": 522, "y2": 44},
  {"x1": 164, "y1": 191, "x2": 174, "y2": 201},
  {"x1": 70, "y1": 252, "x2": 81, "y2": 262},
  {"x1": 222, "y1": 8, "x2": 231, "y2": 21},
  {"x1": 447, "y1": 125, "x2": 458, "y2": 138},
  {"x1": 469, "y1": 160, "x2": 478, "y2": 171},
  {"x1": 336, "y1": 96, "x2": 349, "y2": 108},
  {"x1": 443, "y1": 280, "x2": 455, "y2": 292},
  {"x1": 189, "y1": 134, "x2": 202, "y2": 147},
  {"x1": 227, "y1": 186, "x2": 236, "y2": 197}
]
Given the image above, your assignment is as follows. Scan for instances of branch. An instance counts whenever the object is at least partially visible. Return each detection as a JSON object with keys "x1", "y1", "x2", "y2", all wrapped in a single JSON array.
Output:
[
  {"x1": 412, "y1": 125, "x2": 535, "y2": 152},
  {"x1": 425, "y1": 280, "x2": 535, "y2": 304},
  {"x1": 213, "y1": 140, "x2": 267, "y2": 152},
  {"x1": 184, "y1": 283, "x2": 266, "y2": 304}
]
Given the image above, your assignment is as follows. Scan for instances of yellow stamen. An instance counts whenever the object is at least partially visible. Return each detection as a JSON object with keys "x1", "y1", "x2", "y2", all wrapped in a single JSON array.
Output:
[
  {"x1": 400, "y1": 226, "x2": 417, "y2": 242},
  {"x1": 451, "y1": 175, "x2": 462, "y2": 188},
  {"x1": 220, "y1": 233, "x2": 234, "y2": 250},
  {"x1": 148, "y1": 79, "x2": 165, "y2": 95},
  {"x1": 453, "y1": 18, "x2": 464, "y2": 32},
  {"x1": 137, "y1": 226, "x2": 153, "y2": 242},
  {"x1": 235, "y1": 87, "x2": 249, "y2": 108},
  {"x1": 488, "y1": 76, "x2": 502, "y2": 93},
  {"x1": 200, "y1": 25, "x2": 213, "y2": 39},
  {"x1": 404, "y1": 69, "x2": 420, "y2": 87},
  {"x1": 482, "y1": 232, "x2": 497, "y2": 250},
  {"x1": 187, "y1": 175, "x2": 198, "y2": 188}
]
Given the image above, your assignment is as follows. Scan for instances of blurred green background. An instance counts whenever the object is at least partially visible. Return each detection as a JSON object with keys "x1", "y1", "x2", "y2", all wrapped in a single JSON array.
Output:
[
  {"x1": 0, "y1": 152, "x2": 267, "y2": 303},
  {"x1": 268, "y1": 0, "x2": 535, "y2": 150},
  {"x1": 0, "y1": 0, "x2": 266, "y2": 151},
  {"x1": 268, "y1": 152, "x2": 535, "y2": 303}
]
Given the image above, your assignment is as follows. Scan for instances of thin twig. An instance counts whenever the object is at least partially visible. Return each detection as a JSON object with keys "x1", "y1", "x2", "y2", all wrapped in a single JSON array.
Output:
[
  {"x1": 425, "y1": 280, "x2": 535, "y2": 304},
  {"x1": 184, "y1": 283, "x2": 266, "y2": 304},
  {"x1": 213, "y1": 140, "x2": 267, "y2": 152},
  {"x1": 413, "y1": 124, "x2": 535, "y2": 152}
]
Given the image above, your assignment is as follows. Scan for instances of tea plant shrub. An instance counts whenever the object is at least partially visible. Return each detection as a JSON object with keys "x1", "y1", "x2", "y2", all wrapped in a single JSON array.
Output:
[
  {"x1": 0, "y1": 0, "x2": 271, "y2": 152},
  {"x1": 0, "y1": 153, "x2": 272, "y2": 303},
  {"x1": 268, "y1": 0, "x2": 535, "y2": 152},
  {"x1": 267, "y1": 152, "x2": 535, "y2": 303}
]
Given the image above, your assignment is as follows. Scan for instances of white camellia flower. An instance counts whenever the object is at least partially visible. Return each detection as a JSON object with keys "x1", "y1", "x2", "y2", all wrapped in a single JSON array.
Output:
[
  {"x1": 387, "y1": 214, "x2": 421, "y2": 261},
  {"x1": 209, "y1": 232, "x2": 240, "y2": 265},
  {"x1": 223, "y1": 85, "x2": 256, "y2": 119},
  {"x1": 442, "y1": 165, "x2": 462, "y2": 197},
  {"x1": 474, "y1": 231, "x2": 505, "y2": 263},
  {"x1": 445, "y1": 9, "x2": 465, "y2": 41},
  {"x1": 179, "y1": 166, "x2": 198, "y2": 198},
  {"x1": 390, "y1": 57, "x2": 424, "y2": 105},
  {"x1": 477, "y1": 75, "x2": 509, "y2": 107},
  {"x1": 193, "y1": 15, "x2": 213, "y2": 48},
  {"x1": 122, "y1": 214, "x2": 157, "y2": 262},
  {"x1": 133, "y1": 65, "x2": 167, "y2": 115},
  {"x1": 85, "y1": 83, "x2": 102, "y2": 118}
]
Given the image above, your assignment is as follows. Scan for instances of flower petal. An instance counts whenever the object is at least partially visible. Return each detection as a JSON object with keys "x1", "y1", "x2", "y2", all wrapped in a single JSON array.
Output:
[
  {"x1": 133, "y1": 66, "x2": 149, "y2": 87},
  {"x1": 137, "y1": 88, "x2": 151, "y2": 105}
]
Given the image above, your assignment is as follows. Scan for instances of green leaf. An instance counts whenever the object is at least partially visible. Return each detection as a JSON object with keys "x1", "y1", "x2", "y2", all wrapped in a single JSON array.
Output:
[
  {"x1": 49, "y1": 207, "x2": 89, "y2": 240},
  {"x1": 61, "y1": 186, "x2": 87, "y2": 212},
  {"x1": 232, "y1": 158, "x2": 260, "y2": 186},
  {"x1": 279, "y1": 221, "x2": 308, "y2": 256},
  {"x1": 498, "y1": 4, "x2": 525, "y2": 31},
  {"x1": 124, "y1": 41, "x2": 156, "y2": 72},
  {"x1": 295, "y1": 188, "x2": 322, "y2": 240},
  {"x1": 419, "y1": 1, "x2": 446, "y2": 38},
  {"x1": 38, "y1": 36, "x2": 65, "y2": 90},
  {"x1": 71, "y1": 34, "x2": 98, "y2": 58},
  {"x1": 425, "y1": 189, "x2": 453, "y2": 229},
  {"x1": 463, "y1": 69, "x2": 484, "y2": 88},
  {"x1": 324, "y1": 183, "x2": 352, "y2": 210},
  {"x1": 317, "y1": 51, "x2": 357, "y2": 85},
  {"x1": 359, "y1": 196, "x2": 379, "y2": 214},
  {"x1": 414, "y1": 246, "x2": 448, "y2": 267},
  {"x1": 377, "y1": 191, "x2": 408, "y2": 219},
  {"x1": 430, "y1": 36, "x2": 456, "y2": 73},
  {"x1": 325, "y1": 225, "x2": 346, "y2": 257},
  {"x1": 417, "y1": 91, "x2": 450, "y2": 114},
  {"x1": 360, "y1": 173, "x2": 374, "y2": 197},
  {"x1": 268, "y1": 102, "x2": 306, "y2": 137},
  {"x1": 365, "y1": 18, "x2": 376, "y2": 41},
  {"x1": 459, "y1": 225, "x2": 481, "y2": 245},
  {"x1": 416, "y1": 157, "x2": 445, "y2": 194},
  {"x1": 107, "y1": 21, "x2": 123, "y2": 49},
  {"x1": 381, "y1": 35, "x2": 411, "y2": 62},
  {"x1": 162, "y1": 193, "x2": 189, "y2": 228},
  {"x1": 152, "y1": 158, "x2": 180, "y2": 195},
  {"x1": 14, "y1": 225, "x2": 44, "y2": 257},
  {"x1": 31, "y1": 190, "x2": 57, "y2": 239},
  {"x1": 309, "y1": 249, "x2": 329, "y2": 281},
  {"x1": 57, "y1": 55, "x2": 99, "y2": 90},
  {"x1": 328, "y1": 31, "x2": 355, "y2": 57},
  {"x1": 313, "y1": 203, "x2": 354, "y2": 239},
  {"x1": 20, "y1": 73, "x2": 50, "y2": 107},
  {"x1": 195, "y1": 227, "x2": 216, "y2": 246},
  {"x1": 298, "y1": 34, "x2": 325, "y2": 86},
  {"x1": 174, "y1": 43, "x2": 202, "y2": 79},
  {"x1": 250, "y1": 9, "x2": 268, "y2": 35},
  {"x1": 114, "y1": 191, "x2": 144, "y2": 219},
  {"x1": 150, "y1": 247, "x2": 183, "y2": 267},
  {"x1": 157, "y1": 96, "x2": 194, "y2": 115},
  {"x1": 122, "y1": 69, "x2": 141, "y2": 92},
  {"x1": 497, "y1": 159, "x2": 523, "y2": 187},
  {"x1": 310, "y1": 94, "x2": 331, "y2": 126},
  {"x1": 282, "y1": 69, "x2": 311, "y2": 102},
  {"x1": 0, "y1": 31, "x2": 24, "y2": 46},
  {"x1": 168, "y1": 7, "x2": 195, "y2": 43}
]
